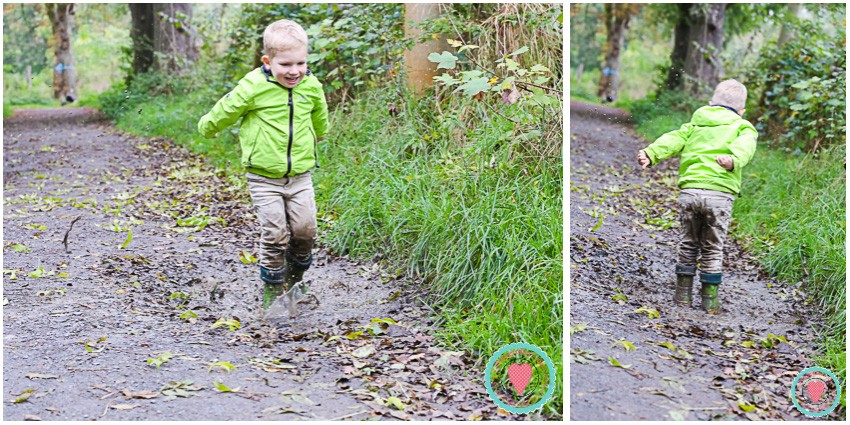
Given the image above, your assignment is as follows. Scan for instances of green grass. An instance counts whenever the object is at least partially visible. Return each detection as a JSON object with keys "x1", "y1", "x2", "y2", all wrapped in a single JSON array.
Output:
[
  {"x1": 626, "y1": 93, "x2": 847, "y2": 412},
  {"x1": 98, "y1": 74, "x2": 564, "y2": 417}
]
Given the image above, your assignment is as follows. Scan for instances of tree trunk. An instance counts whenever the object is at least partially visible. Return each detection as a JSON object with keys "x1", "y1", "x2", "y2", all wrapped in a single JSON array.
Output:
[
  {"x1": 129, "y1": 3, "x2": 155, "y2": 77},
  {"x1": 403, "y1": 3, "x2": 446, "y2": 95},
  {"x1": 152, "y1": 3, "x2": 198, "y2": 72},
  {"x1": 682, "y1": 4, "x2": 727, "y2": 96},
  {"x1": 665, "y1": 3, "x2": 692, "y2": 91},
  {"x1": 47, "y1": 3, "x2": 77, "y2": 103},
  {"x1": 129, "y1": 3, "x2": 198, "y2": 78},
  {"x1": 597, "y1": 3, "x2": 635, "y2": 103},
  {"x1": 777, "y1": 3, "x2": 802, "y2": 48}
]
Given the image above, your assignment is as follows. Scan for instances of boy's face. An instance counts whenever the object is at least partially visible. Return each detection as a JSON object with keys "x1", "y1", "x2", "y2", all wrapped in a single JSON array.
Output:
[{"x1": 262, "y1": 45, "x2": 308, "y2": 88}]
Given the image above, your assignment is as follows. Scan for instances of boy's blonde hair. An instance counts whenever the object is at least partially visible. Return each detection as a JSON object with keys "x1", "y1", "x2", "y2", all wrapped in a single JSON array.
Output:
[
  {"x1": 263, "y1": 19, "x2": 308, "y2": 58},
  {"x1": 710, "y1": 79, "x2": 747, "y2": 112}
]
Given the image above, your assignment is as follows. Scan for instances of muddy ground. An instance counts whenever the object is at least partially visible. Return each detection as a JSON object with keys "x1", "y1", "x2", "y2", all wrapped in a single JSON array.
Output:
[
  {"x1": 2, "y1": 108, "x2": 515, "y2": 420},
  {"x1": 568, "y1": 101, "x2": 839, "y2": 420}
]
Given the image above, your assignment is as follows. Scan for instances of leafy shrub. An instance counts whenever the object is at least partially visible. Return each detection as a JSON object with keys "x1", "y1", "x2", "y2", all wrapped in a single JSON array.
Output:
[
  {"x1": 223, "y1": 3, "x2": 407, "y2": 103},
  {"x1": 745, "y1": 8, "x2": 845, "y2": 152}
]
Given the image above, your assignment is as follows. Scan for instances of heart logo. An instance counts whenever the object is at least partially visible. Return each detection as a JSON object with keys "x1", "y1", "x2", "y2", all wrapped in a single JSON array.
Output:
[
  {"x1": 507, "y1": 363, "x2": 533, "y2": 396},
  {"x1": 806, "y1": 381, "x2": 826, "y2": 403}
]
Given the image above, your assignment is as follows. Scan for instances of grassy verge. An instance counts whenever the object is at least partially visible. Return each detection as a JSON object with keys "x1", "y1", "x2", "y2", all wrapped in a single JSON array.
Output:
[
  {"x1": 98, "y1": 75, "x2": 564, "y2": 416},
  {"x1": 625, "y1": 94, "x2": 847, "y2": 410}
]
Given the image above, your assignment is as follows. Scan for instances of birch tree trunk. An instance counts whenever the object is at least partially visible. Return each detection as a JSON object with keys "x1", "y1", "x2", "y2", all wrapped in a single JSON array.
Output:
[
  {"x1": 403, "y1": 3, "x2": 446, "y2": 95},
  {"x1": 597, "y1": 4, "x2": 636, "y2": 103}
]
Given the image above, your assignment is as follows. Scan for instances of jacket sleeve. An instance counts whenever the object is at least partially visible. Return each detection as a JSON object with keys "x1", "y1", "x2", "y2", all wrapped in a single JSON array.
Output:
[
  {"x1": 728, "y1": 122, "x2": 758, "y2": 170},
  {"x1": 311, "y1": 85, "x2": 330, "y2": 139},
  {"x1": 197, "y1": 77, "x2": 254, "y2": 138},
  {"x1": 643, "y1": 122, "x2": 693, "y2": 167}
]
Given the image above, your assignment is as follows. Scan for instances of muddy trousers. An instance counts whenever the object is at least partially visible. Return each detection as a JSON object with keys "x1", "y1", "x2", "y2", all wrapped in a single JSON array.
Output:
[
  {"x1": 246, "y1": 171, "x2": 317, "y2": 272},
  {"x1": 677, "y1": 188, "x2": 735, "y2": 274}
]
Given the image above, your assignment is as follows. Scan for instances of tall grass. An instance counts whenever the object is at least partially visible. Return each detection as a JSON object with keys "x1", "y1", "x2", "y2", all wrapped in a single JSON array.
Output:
[{"x1": 317, "y1": 89, "x2": 563, "y2": 415}]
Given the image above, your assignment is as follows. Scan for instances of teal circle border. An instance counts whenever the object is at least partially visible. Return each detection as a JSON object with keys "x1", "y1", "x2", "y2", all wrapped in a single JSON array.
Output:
[
  {"x1": 790, "y1": 366, "x2": 842, "y2": 417},
  {"x1": 484, "y1": 343, "x2": 556, "y2": 414}
]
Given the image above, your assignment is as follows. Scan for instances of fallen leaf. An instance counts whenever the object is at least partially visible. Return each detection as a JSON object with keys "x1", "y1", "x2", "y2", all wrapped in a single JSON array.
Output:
[
  {"x1": 385, "y1": 396, "x2": 405, "y2": 411},
  {"x1": 352, "y1": 345, "x2": 376, "y2": 359},
  {"x1": 25, "y1": 373, "x2": 59, "y2": 380},
  {"x1": 23, "y1": 414, "x2": 41, "y2": 421},
  {"x1": 609, "y1": 356, "x2": 631, "y2": 369},
  {"x1": 110, "y1": 404, "x2": 140, "y2": 410}
]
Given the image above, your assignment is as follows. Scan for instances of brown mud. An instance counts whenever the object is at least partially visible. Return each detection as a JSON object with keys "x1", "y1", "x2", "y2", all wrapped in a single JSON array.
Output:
[
  {"x1": 569, "y1": 101, "x2": 836, "y2": 420},
  {"x1": 2, "y1": 108, "x2": 514, "y2": 420}
]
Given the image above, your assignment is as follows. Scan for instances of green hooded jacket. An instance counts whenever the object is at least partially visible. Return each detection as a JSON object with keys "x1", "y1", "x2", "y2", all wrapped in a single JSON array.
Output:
[
  {"x1": 643, "y1": 105, "x2": 757, "y2": 195},
  {"x1": 198, "y1": 66, "x2": 329, "y2": 178}
]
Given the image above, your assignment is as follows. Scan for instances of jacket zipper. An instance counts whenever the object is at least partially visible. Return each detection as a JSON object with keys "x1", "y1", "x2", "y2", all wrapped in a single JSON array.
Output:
[
  {"x1": 312, "y1": 127, "x2": 320, "y2": 169},
  {"x1": 285, "y1": 88, "x2": 294, "y2": 177}
]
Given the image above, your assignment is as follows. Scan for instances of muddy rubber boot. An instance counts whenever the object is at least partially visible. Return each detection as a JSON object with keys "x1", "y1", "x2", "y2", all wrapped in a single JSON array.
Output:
[
  {"x1": 260, "y1": 265, "x2": 286, "y2": 310},
  {"x1": 284, "y1": 252, "x2": 314, "y2": 317},
  {"x1": 699, "y1": 273, "x2": 722, "y2": 314},
  {"x1": 673, "y1": 264, "x2": 697, "y2": 306}
]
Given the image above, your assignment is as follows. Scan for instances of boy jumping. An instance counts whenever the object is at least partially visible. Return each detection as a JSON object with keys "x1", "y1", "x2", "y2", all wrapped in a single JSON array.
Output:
[
  {"x1": 198, "y1": 19, "x2": 329, "y2": 318},
  {"x1": 637, "y1": 79, "x2": 757, "y2": 313}
]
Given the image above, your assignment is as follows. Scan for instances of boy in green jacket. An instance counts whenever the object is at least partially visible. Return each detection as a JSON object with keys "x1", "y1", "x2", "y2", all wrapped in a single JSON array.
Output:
[
  {"x1": 198, "y1": 19, "x2": 329, "y2": 318},
  {"x1": 637, "y1": 79, "x2": 757, "y2": 313}
]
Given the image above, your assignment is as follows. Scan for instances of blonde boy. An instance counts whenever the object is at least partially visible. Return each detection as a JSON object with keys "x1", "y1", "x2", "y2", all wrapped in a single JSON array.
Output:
[{"x1": 198, "y1": 19, "x2": 329, "y2": 318}]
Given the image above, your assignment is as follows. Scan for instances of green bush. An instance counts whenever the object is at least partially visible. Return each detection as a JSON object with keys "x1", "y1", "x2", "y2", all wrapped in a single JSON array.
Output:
[{"x1": 745, "y1": 7, "x2": 846, "y2": 152}]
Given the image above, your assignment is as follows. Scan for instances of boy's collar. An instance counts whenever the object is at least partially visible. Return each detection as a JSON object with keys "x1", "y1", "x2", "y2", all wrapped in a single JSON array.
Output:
[{"x1": 711, "y1": 103, "x2": 739, "y2": 115}]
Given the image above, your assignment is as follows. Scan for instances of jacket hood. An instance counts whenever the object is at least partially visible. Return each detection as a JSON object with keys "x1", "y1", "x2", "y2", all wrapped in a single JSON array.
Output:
[{"x1": 690, "y1": 105, "x2": 741, "y2": 127}]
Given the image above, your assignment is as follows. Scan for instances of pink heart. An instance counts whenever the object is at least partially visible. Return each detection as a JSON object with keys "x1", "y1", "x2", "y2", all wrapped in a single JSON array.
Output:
[
  {"x1": 507, "y1": 363, "x2": 533, "y2": 396},
  {"x1": 807, "y1": 381, "x2": 826, "y2": 403}
]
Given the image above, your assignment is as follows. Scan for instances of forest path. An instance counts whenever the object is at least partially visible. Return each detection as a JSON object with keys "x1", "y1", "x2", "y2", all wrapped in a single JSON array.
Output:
[
  {"x1": 2, "y1": 108, "x2": 500, "y2": 421},
  {"x1": 568, "y1": 101, "x2": 831, "y2": 420}
]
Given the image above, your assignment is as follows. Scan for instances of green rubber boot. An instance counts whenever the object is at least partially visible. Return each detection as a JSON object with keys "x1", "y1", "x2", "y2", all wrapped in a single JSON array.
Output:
[
  {"x1": 673, "y1": 264, "x2": 697, "y2": 306},
  {"x1": 283, "y1": 252, "x2": 315, "y2": 317},
  {"x1": 260, "y1": 265, "x2": 287, "y2": 310},
  {"x1": 700, "y1": 273, "x2": 722, "y2": 314}
]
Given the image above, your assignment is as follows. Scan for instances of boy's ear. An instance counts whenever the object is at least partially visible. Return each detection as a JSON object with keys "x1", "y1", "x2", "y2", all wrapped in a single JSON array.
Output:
[{"x1": 261, "y1": 55, "x2": 270, "y2": 65}]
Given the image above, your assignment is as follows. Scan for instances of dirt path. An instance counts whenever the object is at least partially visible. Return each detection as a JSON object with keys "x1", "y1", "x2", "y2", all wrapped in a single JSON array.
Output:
[
  {"x1": 3, "y1": 108, "x2": 503, "y2": 421},
  {"x1": 568, "y1": 102, "x2": 832, "y2": 420}
]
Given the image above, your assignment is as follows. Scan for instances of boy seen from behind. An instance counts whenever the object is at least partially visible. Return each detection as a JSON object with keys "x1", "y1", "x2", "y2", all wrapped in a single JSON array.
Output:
[{"x1": 637, "y1": 79, "x2": 757, "y2": 313}]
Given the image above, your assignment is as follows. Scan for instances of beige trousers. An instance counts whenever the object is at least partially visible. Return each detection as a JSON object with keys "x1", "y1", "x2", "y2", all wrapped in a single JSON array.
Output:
[
  {"x1": 677, "y1": 188, "x2": 735, "y2": 274},
  {"x1": 246, "y1": 171, "x2": 317, "y2": 269}
]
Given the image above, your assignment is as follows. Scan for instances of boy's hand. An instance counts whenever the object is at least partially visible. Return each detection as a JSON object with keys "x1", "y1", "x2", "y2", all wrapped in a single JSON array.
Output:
[
  {"x1": 716, "y1": 155, "x2": 734, "y2": 171},
  {"x1": 637, "y1": 150, "x2": 651, "y2": 169}
]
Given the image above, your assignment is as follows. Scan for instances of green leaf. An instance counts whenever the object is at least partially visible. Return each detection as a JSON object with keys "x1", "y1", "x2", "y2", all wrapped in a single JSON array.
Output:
[
  {"x1": 590, "y1": 217, "x2": 603, "y2": 232},
  {"x1": 432, "y1": 74, "x2": 458, "y2": 87},
  {"x1": 427, "y1": 51, "x2": 458, "y2": 70},
  {"x1": 238, "y1": 250, "x2": 258, "y2": 264},
  {"x1": 508, "y1": 46, "x2": 529, "y2": 57},
  {"x1": 530, "y1": 64, "x2": 550, "y2": 73},
  {"x1": 738, "y1": 401, "x2": 756, "y2": 412},
  {"x1": 570, "y1": 323, "x2": 587, "y2": 335},
  {"x1": 613, "y1": 340, "x2": 636, "y2": 352},
  {"x1": 458, "y1": 44, "x2": 479, "y2": 53},
  {"x1": 385, "y1": 396, "x2": 405, "y2": 411},
  {"x1": 120, "y1": 229, "x2": 133, "y2": 249},
  {"x1": 147, "y1": 352, "x2": 173, "y2": 369},
  {"x1": 28, "y1": 265, "x2": 46, "y2": 278},
  {"x1": 611, "y1": 293, "x2": 627, "y2": 303},
  {"x1": 634, "y1": 306, "x2": 660, "y2": 319},
  {"x1": 446, "y1": 38, "x2": 463, "y2": 48},
  {"x1": 12, "y1": 243, "x2": 31, "y2": 253},
  {"x1": 454, "y1": 77, "x2": 491, "y2": 96},
  {"x1": 179, "y1": 310, "x2": 198, "y2": 320},
  {"x1": 214, "y1": 382, "x2": 238, "y2": 392},
  {"x1": 608, "y1": 356, "x2": 631, "y2": 369},
  {"x1": 208, "y1": 361, "x2": 237, "y2": 374},
  {"x1": 211, "y1": 317, "x2": 241, "y2": 331}
]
